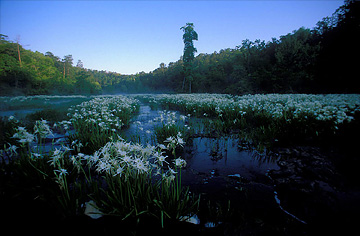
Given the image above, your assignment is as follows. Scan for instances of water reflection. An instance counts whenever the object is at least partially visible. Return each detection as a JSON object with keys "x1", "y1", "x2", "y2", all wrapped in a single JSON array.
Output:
[
  {"x1": 121, "y1": 105, "x2": 187, "y2": 145},
  {"x1": 183, "y1": 137, "x2": 279, "y2": 180},
  {"x1": 121, "y1": 104, "x2": 280, "y2": 183},
  {"x1": 121, "y1": 105, "x2": 159, "y2": 145}
]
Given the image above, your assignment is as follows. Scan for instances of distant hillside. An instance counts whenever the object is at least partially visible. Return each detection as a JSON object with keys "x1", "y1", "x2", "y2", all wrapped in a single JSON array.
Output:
[{"x1": 1, "y1": 1, "x2": 359, "y2": 95}]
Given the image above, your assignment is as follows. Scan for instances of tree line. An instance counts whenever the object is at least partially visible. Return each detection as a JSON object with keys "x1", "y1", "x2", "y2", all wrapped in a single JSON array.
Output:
[
  {"x1": 143, "y1": 0, "x2": 359, "y2": 94},
  {"x1": 0, "y1": 1, "x2": 358, "y2": 96}
]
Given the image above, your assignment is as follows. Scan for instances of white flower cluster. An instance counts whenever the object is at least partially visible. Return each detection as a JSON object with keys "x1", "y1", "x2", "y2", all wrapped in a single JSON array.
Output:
[
  {"x1": 67, "y1": 95, "x2": 139, "y2": 131},
  {"x1": 234, "y1": 94, "x2": 360, "y2": 124},
  {"x1": 155, "y1": 110, "x2": 178, "y2": 125},
  {"x1": 91, "y1": 139, "x2": 155, "y2": 175},
  {"x1": 0, "y1": 144, "x2": 18, "y2": 158},
  {"x1": 12, "y1": 126, "x2": 35, "y2": 145},
  {"x1": 164, "y1": 132, "x2": 185, "y2": 149},
  {"x1": 34, "y1": 119, "x2": 53, "y2": 139},
  {"x1": 73, "y1": 138, "x2": 187, "y2": 183},
  {"x1": 154, "y1": 110, "x2": 189, "y2": 129},
  {"x1": 7, "y1": 121, "x2": 187, "y2": 190},
  {"x1": 141, "y1": 93, "x2": 360, "y2": 127},
  {"x1": 142, "y1": 93, "x2": 233, "y2": 116},
  {"x1": 11, "y1": 119, "x2": 53, "y2": 145}
]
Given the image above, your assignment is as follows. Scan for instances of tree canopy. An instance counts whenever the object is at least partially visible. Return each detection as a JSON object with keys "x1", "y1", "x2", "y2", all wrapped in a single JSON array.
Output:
[{"x1": 0, "y1": 1, "x2": 359, "y2": 95}]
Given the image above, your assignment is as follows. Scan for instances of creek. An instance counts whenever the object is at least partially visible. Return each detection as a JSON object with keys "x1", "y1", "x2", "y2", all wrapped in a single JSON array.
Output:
[
  {"x1": 2, "y1": 102, "x2": 313, "y2": 233},
  {"x1": 121, "y1": 104, "x2": 280, "y2": 183},
  {"x1": 119, "y1": 104, "x2": 308, "y2": 231}
]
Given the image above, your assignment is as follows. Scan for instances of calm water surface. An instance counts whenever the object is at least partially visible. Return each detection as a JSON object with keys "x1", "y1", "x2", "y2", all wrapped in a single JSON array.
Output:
[{"x1": 122, "y1": 104, "x2": 280, "y2": 184}]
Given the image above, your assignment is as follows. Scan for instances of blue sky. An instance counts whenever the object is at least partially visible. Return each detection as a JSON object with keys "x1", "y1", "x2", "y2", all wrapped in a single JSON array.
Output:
[{"x1": 1, "y1": 0, "x2": 343, "y2": 75}]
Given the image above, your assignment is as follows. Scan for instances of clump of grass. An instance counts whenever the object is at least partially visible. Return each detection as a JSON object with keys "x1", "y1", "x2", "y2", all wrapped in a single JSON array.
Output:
[
  {"x1": 0, "y1": 116, "x2": 20, "y2": 147},
  {"x1": 25, "y1": 108, "x2": 68, "y2": 127}
]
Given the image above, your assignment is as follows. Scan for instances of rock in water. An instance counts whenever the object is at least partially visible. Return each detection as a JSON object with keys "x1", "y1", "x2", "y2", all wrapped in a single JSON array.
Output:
[{"x1": 84, "y1": 200, "x2": 103, "y2": 219}]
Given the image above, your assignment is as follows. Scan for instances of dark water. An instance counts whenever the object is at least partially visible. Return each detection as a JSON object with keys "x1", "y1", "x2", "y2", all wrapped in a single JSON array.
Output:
[
  {"x1": 122, "y1": 104, "x2": 280, "y2": 184},
  {"x1": 121, "y1": 105, "x2": 160, "y2": 145},
  {"x1": 120, "y1": 104, "x2": 299, "y2": 230},
  {"x1": 121, "y1": 105, "x2": 188, "y2": 145},
  {"x1": 0, "y1": 108, "x2": 42, "y2": 118},
  {"x1": 183, "y1": 137, "x2": 279, "y2": 181}
]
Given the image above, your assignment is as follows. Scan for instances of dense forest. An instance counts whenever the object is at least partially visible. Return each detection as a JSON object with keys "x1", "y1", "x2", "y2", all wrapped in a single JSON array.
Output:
[{"x1": 0, "y1": 1, "x2": 359, "y2": 96}]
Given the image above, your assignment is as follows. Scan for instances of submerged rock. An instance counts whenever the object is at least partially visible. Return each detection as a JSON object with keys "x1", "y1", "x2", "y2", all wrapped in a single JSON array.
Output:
[
  {"x1": 180, "y1": 214, "x2": 200, "y2": 225},
  {"x1": 84, "y1": 200, "x2": 103, "y2": 219}
]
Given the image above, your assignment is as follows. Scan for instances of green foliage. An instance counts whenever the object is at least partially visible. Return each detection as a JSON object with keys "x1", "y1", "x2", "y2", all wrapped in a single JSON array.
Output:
[
  {"x1": 154, "y1": 179, "x2": 199, "y2": 225},
  {"x1": 137, "y1": 2, "x2": 359, "y2": 94},
  {"x1": 2, "y1": 112, "x2": 199, "y2": 227},
  {"x1": 181, "y1": 23, "x2": 198, "y2": 93},
  {"x1": 154, "y1": 123, "x2": 185, "y2": 145},
  {"x1": 144, "y1": 93, "x2": 360, "y2": 147},
  {"x1": 68, "y1": 120, "x2": 118, "y2": 154},
  {"x1": 181, "y1": 23, "x2": 198, "y2": 63},
  {"x1": 0, "y1": 2, "x2": 358, "y2": 95},
  {"x1": 100, "y1": 171, "x2": 154, "y2": 219},
  {"x1": 0, "y1": 116, "x2": 19, "y2": 147},
  {"x1": 24, "y1": 108, "x2": 68, "y2": 126},
  {"x1": 312, "y1": 0, "x2": 360, "y2": 92},
  {"x1": 65, "y1": 96, "x2": 140, "y2": 154},
  {"x1": 0, "y1": 39, "x2": 101, "y2": 95}
]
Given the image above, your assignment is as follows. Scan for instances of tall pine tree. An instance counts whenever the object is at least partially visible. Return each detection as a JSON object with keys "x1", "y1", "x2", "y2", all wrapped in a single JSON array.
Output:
[{"x1": 180, "y1": 23, "x2": 198, "y2": 93}]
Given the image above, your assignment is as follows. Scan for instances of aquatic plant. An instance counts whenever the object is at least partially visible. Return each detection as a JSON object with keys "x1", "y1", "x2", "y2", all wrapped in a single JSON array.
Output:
[
  {"x1": 12, "y1": 126, "x2": 35, "y2": 147},
  {"x1": 139, "y1": 93, "x2": 360, "y2": 144},
  {"x1": 66, "y1": 95, "x2": 140, "y2": 153},
  {"x1": 2, "y1": 93, "x2": 359, "y2": 233},
  {"x1": 1, "y1": 118, "x2": 199, "y2": 226},
  {"x1": 33, "y1": 119, "x2": 53, "y2": 141},
  {"x1": 140, "y1": 93, "x2": 360, "y2": 125},
  {"x1": 154, "y1": 132, "x2": 199, "y2": 227},
  {"x1": 88, "y1": 137, "x2": 198, "y2": 225},
  {"x1": 154, "y1": 110, "x2": 189, "y2": 145}
]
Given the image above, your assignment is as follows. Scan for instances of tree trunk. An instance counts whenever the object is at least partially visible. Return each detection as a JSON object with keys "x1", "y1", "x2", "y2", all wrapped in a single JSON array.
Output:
[
  {"x1": 17, "y1": 43, "x2": 22, "y2": 68},
  {"x1": 182, "y1": 77, "x2": 186, "y2": 91},
  {"x1": 15, "y1": 71, "x2": 18, "y2": 88}
]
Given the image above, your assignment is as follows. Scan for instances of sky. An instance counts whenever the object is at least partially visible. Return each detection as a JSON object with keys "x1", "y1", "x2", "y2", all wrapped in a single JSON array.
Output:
[{"x1": 1, "y1": 0, "x2": 344, "y2": 75}]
